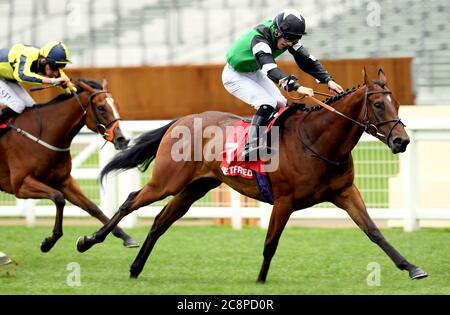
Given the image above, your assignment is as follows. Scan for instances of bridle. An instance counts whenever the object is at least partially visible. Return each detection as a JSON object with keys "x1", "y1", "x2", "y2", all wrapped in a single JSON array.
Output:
[
  {"x1": 287, "y1": 85, "x2": 405, "y2": 166},
  {"x1": 361, "y1": 87, "x2": 405, "y2": 144},
  {"x1": 10, "y1": 83, "x2": 120, "y2": 152},
  {"x1": 73, "y1": 90, "x2": 120, "y2": 142},
  {"x1": 311, "y1": 87, "x2": 404, "y2": 142}
]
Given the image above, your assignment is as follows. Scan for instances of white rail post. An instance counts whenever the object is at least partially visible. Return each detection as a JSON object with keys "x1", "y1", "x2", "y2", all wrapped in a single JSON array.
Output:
[
  {"x1": 99, "y1": 143, "x2": 118, "y2": 218},
  {"x1": 230, "y1": 189, "x2": 242, "y2": 229},
  {"x1": 117, "y1": 168, "x2": 141, "y2": 228},
  {"x1": 402, "y1": 130, "x2": 419, "y2": 232},
  {"x1": 18, "y1": 199, "x2": 35, "y2": 227},
  {"x1": 259, "y1": 202, "x2": 271, "y2": 229}
]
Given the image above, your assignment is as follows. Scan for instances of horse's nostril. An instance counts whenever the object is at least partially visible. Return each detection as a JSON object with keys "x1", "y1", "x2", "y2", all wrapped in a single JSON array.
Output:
[
  {"x1": 392, "y1": 137, "x2": 409, "y2": 153},
  {"x1": 115, "y1": 137, "x2": 130, "y2": 149}
]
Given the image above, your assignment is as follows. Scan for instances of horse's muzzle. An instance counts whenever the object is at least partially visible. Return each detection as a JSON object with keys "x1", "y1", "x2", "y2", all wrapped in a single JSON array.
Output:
[
  {"x1": 114, "y1": 136, "x2": 130, "y2": 150},
  {"x1": 390, "y1": 136, "x2": 410, "y2": 154}
]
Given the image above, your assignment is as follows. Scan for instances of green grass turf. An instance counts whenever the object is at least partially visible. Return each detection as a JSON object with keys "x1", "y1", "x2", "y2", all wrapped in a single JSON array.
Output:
[{"x1": 0, "y1": 225, "x2": 448, "y2": 294}]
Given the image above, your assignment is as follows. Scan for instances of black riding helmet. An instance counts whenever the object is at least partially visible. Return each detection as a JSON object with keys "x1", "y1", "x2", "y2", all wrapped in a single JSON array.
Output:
[{"x1": 274, "y1": 9, "x2": 307, "y2": 41}]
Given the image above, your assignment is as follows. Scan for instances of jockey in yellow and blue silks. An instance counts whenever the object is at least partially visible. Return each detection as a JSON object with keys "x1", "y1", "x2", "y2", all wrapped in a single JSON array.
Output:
[{"x1": 0, "y1": 41, "x2": 76, "y2": 124}]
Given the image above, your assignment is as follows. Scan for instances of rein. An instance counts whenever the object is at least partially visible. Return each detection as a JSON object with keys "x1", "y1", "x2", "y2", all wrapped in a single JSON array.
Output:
[{"x1": 286, "y1": 86, "x2": 404, "y2": 166}]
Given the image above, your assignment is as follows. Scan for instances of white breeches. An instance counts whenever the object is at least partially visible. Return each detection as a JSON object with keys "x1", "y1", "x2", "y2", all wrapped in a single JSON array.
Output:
[
  {"x1": 222, "y1": 63, "x2": 287, "y2": 109},
  {"x1": 0, "y1": 78, "x2": 35, "y2": 113}
]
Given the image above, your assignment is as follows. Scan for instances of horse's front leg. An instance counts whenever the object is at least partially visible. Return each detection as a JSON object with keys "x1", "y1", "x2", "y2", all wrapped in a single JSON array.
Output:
[
  {"x1": 60, "y1": 176, "x2": 138, "y2": 248},
  {"x1": 15, "y1": 176, "x2": 66, "y2": 252},
  {"x1": 332, "y1": 184, "x2": 428, "y2": 279},
  {"x1": 257, "y1": 196, "x2": 294, "y2": 283}
]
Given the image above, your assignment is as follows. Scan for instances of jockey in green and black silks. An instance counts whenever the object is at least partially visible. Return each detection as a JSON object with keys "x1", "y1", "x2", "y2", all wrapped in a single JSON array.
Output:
[{"x1": 222, "y1": 9, "x2": 344, "y2": 160}]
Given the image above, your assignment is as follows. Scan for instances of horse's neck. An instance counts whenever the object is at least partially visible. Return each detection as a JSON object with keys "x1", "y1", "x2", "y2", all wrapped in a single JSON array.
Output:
[
  {"x1": 299, "y1": 88, "x2": 366, "y2": 161},
  {"x1": 38, "y1": 93, "x2": 87, "y2": 147}
]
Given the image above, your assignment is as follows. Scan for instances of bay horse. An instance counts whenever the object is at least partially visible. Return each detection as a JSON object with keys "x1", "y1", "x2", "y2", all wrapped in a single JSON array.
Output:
[
  {"x1": 77, "y1": 69, "x2": 428, "y2": 281},
  {"x1": 0, "y1": 79, "x2": 138, "y2": 252}
]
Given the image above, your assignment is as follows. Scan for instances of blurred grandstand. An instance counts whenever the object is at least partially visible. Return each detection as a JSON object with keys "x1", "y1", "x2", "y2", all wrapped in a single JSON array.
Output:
[{"x1": 0, "y1": 0, "x2": 449, "y2": 104}]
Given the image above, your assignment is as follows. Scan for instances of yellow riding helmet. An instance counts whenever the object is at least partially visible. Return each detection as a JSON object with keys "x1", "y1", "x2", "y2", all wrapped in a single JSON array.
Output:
[{"x1": 39, "y1": 41, "x2": 71, "y2": 64}]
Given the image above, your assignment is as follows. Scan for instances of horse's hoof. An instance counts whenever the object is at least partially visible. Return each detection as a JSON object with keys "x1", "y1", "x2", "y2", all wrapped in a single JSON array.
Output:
[
  {"x1": 0, "y1": 252, "x2": 13, "y2": 265},
  {"x1": 409, "y1": 267, "x2": 428, "y2": 279},
  {"x1": 76, "y1": 236, "x2": 92, "y2": 253},
  {"x1": 123, "y1": 238, "x2": 139, "y2": 248},
  {"x1": 129, "y1": 269, "x2": 141, "y2": 279},
  {"x1": 40, "y1": 237, "x2": 55, "y2": 253},
  {"x1": 129, "y1": 265, "x2": 142, "y2": 278},
  {"x1": 256, "y1": 278, "x2": 266, "y2": 284},
  {"x1": 130, "y1": 272, "x2": 139, "y2": 279}
]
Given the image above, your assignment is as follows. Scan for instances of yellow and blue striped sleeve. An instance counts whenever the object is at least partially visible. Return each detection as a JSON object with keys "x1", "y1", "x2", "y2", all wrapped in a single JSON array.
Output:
[{"x1": 13, "y1": 51, "x2": 45, "y2": 85}]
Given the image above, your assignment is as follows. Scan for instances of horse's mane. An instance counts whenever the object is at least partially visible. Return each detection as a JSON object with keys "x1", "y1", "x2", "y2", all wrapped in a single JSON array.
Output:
[
  {"x1": 323, "y1": 84, "x2": 364, "y2": 105},
  {"x1": 292, "y1": 84, "x2": 365, "y2": 114},
  {"x1": 37, "y1": 78, "x2": 103, "y2": 107},
  {"x1": 269, "y1": 84, "x2": 366, "y2": 129}
]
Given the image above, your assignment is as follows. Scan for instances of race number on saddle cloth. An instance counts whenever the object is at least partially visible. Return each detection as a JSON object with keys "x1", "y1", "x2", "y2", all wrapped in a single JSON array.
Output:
[
  {"x1": 220, "y1": 106, "x2": 293, "y2": 204},
  {"x1": 220, "y1": 119, "x2": 267, "y2": 178}
]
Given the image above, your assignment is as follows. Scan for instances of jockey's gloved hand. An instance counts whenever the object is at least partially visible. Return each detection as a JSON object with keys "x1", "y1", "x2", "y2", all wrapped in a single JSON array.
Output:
[{"x1": 279, "y1": 75, "x2": 300, "y2": 92}]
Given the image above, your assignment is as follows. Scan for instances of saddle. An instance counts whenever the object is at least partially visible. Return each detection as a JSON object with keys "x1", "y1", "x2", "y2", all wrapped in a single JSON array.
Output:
[
  {"x1": 219, "y1": 104, "x2": 304, "y2": 204},
  {"x1": 220, "y1": 103, "x2": 301, "y2": 176}
]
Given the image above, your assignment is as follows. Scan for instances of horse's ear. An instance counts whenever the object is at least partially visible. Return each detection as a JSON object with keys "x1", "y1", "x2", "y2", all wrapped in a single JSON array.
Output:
[
  {"x1": 102, "y1": 78, "x2": 108, "y2": 92},
  {"x1": 78, "y1": 81, "x2": 95, "y2": 93},
  {"x1": 362, "y1": 67, "x2": 370, "y2": 85},
  {"x1": 378, "y1": 68, "x2": 387, "y2": 83}
]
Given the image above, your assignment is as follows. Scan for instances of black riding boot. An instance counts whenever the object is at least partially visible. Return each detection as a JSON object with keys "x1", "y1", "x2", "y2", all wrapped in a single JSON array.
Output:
[
  {"x1": 0, "y1": 107, "x2": 19, "y2": 124},
  {"x1": 241, "y1": 105, "x2": 274, "y2": 161}
]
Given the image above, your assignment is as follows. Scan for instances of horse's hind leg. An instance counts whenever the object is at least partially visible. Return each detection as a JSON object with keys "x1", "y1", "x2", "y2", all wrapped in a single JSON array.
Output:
[
  {"x1": 60, "y1": 176, "x2": 138, "y2": 248},
  {"x1": 129, "y1": 177, "x2": 221, "y2": 278},
  {"x1": 77, "y1": 178, "x2": 186, "y2": 252},
  {"x1": 332, "y1": 184, "x2": 428, "y2": 279},
  {"x1": 77, "y1": 186, "x2": 155, "y2": 252},
  {"x1": 15, "y1": 176, "x2": 66, "y2": 252}
]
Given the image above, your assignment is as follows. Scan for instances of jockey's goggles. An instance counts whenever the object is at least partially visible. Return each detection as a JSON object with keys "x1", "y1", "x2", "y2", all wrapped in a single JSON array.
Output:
[
  {"x1": 48, "y1": 62, "x2": 66, "y2": 71},
  {"x1": 281, "y1": 32, "x2": 302, "y2": 42}
]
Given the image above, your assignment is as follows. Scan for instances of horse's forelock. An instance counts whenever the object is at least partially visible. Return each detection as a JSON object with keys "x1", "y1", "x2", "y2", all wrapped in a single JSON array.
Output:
[{"x1": 372, "y1": 80, "x2": 386, "y2": 89}]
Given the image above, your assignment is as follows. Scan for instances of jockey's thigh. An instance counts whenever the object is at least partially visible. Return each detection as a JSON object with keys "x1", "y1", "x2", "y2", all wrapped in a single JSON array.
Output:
[
  {"x1": 0, "y1": 79, "x2": 35, "y2": 113},
  {"x1": 253, "y1": 70, "x2": 287, "y2": 107},
  {"x1": 222, "y1": 63, "x2": 283, "y2": 109}
]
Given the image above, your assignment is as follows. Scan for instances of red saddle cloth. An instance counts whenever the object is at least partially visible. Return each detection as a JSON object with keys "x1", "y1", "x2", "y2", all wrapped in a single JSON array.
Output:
[
  {"x1": 220, "y1": 120, "x2": 265, "y2": 179},
  {"x1": 220, "y1": 106, "x2": 289, "y2": 179},
  {"x1": 0, "y1": 117, "x2": 13, "y2": 130}
]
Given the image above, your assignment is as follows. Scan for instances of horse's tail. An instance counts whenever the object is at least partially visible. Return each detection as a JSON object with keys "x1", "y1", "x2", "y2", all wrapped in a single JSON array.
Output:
[{"x1": 100, "y1": 120, "x2": 177, "y2": 183}]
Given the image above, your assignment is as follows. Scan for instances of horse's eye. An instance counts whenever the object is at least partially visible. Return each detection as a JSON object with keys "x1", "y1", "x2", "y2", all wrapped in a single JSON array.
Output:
[
  {"x1": 374, "y1": 102, "x2": 383, "y2": 108},
  {"x1": 97, "y1": 105, "x2": 106, "y2": 113}
]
